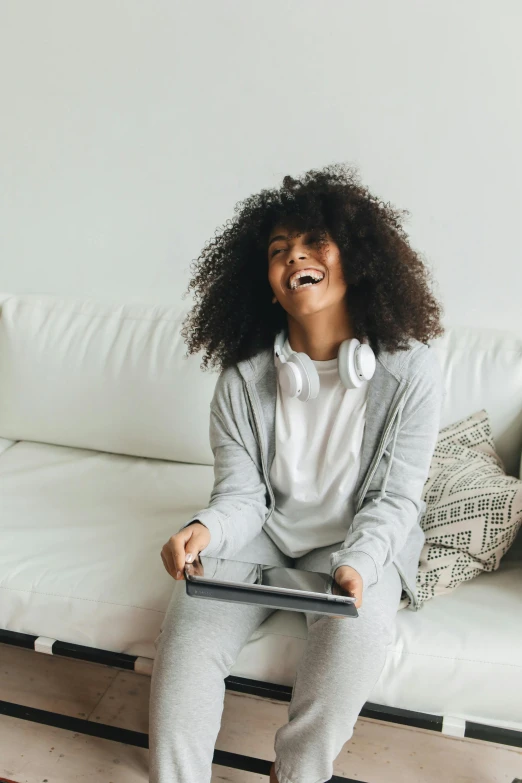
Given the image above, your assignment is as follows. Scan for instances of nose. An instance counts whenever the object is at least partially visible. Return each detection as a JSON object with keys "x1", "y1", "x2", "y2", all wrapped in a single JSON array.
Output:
[{"x1": 286, "y1": 239, "x2": 309, "y2": 264}]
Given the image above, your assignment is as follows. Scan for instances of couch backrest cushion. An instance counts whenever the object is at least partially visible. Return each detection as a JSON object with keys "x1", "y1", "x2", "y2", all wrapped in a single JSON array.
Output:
[
  {"x1": 0, "y1": 294, "x2": 521, "y2": 473},
  {"x1": 430, "y1": 326, "x2": 522, "y2": 478},
  {"x1": 0, "y1": 294, "x2": 218, "y2": 464}
]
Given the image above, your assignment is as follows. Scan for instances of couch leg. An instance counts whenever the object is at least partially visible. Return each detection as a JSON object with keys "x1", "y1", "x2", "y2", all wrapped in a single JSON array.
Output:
[{"x1": 442, "y1": 715, "x2": 466, "y2": 737}]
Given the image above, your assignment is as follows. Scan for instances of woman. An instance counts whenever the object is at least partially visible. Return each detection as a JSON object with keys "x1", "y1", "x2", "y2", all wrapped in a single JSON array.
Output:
[{"x1": 149, "y1": 163, "x2": 445, "y2": 783}]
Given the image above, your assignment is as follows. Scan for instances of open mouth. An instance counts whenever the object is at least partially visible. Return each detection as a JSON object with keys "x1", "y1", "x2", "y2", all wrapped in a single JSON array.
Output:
[{"x1": 287, "y1": 274, "x2": 325, "y2": 293}]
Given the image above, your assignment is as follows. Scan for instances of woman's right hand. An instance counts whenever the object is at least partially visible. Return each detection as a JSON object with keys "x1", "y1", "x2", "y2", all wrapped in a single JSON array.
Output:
[{"x1": 161, "y1": 521, "x2": 211, "y2": 580}]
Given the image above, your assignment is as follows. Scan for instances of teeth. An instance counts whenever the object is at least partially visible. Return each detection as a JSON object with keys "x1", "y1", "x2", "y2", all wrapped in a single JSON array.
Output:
[{"x1": 288, "y1": 269, "x2": 325, "y2": 289}]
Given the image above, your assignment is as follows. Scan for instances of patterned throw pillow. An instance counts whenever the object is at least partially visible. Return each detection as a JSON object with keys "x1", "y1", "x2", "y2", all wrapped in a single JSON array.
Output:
[{"x1": 400, "y1": 409, "x2": 522, "y2": 611}]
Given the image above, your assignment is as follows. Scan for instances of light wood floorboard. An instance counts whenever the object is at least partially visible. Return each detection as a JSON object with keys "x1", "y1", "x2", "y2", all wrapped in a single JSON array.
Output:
[{"x1": 0, "y1": 643, "x2": 520, "y2": 782}]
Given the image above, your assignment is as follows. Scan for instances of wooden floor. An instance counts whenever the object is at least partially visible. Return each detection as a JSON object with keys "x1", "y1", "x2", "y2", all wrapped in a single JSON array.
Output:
[{"x1": 0, "y1": 642, "x2": 520, "y2": 782}]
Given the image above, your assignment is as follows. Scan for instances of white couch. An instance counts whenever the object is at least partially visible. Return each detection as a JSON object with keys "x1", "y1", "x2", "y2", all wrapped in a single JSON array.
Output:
[{"x1": 1, "y1": 292, "x2": 521, "y2": 753}]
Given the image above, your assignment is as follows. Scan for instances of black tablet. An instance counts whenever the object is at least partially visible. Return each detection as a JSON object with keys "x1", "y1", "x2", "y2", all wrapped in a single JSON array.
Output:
[{"x1": 185, "y1": 554, "x2": 358, "y2": 618}]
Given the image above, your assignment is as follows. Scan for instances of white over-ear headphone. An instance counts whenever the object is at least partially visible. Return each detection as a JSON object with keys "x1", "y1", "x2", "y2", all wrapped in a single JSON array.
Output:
[{"x1": 274, "y1": 328, "x2": 376, "y2": 401}]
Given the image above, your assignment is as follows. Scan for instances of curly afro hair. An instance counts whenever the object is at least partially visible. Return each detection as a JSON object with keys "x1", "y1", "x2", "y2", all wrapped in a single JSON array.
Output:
[{"x1": 180, "y1": 162, "x2": 445, "y2": 372}]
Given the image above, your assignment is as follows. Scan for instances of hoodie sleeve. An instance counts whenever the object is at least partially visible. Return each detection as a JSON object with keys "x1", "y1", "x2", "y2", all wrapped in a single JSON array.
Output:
[
  {"x1": 179, "y1": 399, "x2": 269, "y2": 559},
  {"x1": 329, "y1": 347, "x2": 444, "y2": 592}
]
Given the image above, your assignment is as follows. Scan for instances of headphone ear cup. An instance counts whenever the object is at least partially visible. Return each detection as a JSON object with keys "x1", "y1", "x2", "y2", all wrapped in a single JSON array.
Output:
[
  {"x1": 289, "y1": 352, "x2": 320, "y2": 401},
  {"x1": 338, "y1": 339, "x2": 376, "y2": 389},
  {"x1": 338, "y1": 339, "x2": 362, "y2": 389},
  {"x1": 277, "y1": 360, "x2": 302, "y2": 398}
]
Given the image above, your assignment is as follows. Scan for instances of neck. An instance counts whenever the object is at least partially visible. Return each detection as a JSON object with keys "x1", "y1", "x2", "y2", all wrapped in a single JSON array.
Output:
[{"x1": 286, "y1": 309, "x2": 356, "y2": 360}]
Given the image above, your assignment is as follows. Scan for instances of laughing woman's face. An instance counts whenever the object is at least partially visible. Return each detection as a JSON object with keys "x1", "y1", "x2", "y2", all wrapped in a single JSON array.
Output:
[{"x1": 268, "y1": 224, "x2": 349, "y2": 317}]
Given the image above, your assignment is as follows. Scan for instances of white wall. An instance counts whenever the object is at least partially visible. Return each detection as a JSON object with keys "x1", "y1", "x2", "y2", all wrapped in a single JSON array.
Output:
[{"x1": 1, "y1": 0, "x2": 521, "y2": 334}]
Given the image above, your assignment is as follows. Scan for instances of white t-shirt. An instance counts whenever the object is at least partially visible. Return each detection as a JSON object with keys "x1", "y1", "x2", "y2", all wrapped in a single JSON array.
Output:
[{"x1": 265, "y1": 336, "x2": 369, "y2": 558}]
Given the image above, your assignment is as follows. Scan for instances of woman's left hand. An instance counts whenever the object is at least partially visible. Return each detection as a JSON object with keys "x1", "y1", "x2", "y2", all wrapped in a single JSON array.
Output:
[{"x1": 333, "y1": 565, "x2": 363, "y2": 609}]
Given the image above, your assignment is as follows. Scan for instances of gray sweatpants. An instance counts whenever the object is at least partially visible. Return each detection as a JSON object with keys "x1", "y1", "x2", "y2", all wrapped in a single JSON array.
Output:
[{"x1": 148, "y1": 527, "x2": 403, "y2": 783}]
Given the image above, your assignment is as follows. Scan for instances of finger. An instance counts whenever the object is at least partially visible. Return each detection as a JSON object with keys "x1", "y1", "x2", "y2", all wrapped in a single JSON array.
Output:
[
  {"x1": 181, "y1": 527, "x2": 208, "y2": 566},
  {"x1": 184, "y1": 532, "x2": 205, "y2": 563},
  {"x1": 161, "y1": 546, "x2": 176, "y2": 579},
  {"x1": 171, "y1": 532, "x2": 190, "y2": 578},
  {"x1": 342, "y1": 583, "x2": 357, "y2": 599}
]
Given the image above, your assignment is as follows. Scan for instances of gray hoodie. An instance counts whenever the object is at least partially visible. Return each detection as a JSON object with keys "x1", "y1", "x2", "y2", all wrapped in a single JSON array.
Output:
[{"x1": 182, "y1": 334, "x2": 445, "y2": 611}]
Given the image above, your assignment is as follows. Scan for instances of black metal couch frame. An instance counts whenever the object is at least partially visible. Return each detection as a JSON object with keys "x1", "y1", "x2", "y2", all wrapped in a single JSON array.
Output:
[{"x1": 0, "y1": 629, "x2": 520, "y2": 782}]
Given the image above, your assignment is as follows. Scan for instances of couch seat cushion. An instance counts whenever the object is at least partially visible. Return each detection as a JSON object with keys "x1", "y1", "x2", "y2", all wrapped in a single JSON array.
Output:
[{"x1": 0, "y1": 440, "x2": 215, "y2": 657}]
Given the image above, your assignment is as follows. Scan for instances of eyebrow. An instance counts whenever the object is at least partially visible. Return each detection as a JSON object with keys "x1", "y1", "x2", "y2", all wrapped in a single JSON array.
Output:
[
  {"x1": 268, "y1": 230, "x2": 313, "y2": 248},
  {"x1": 268, "y1": 234, "x2": 288, "y2": 248}
]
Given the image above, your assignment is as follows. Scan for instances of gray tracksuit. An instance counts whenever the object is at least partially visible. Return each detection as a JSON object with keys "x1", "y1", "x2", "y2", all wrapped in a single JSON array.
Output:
[{"x1": 148, "y1": 336, "x2": 445, "y2": 783}]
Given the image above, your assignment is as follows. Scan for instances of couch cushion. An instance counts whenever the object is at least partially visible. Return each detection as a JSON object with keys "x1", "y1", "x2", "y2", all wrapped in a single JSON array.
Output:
[
  {"x1": 414, "y1": 409, "x2": 522, "y2": 606},
  {"x1": 1, "y1": 440, "x2": 520, "y2": 732},
  {"x1": 430, "y1": 326, "x2": 522, "y2": 479},
  {"x1": 0, "y1": 294, "x2": 217, "y2": 465},
  {"x1": 0, "y1": 439, "x2": 215, "y2": 656}
]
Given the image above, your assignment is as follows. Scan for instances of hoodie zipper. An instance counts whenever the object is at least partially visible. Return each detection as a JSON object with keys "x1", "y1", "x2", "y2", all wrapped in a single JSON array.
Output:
[
  {"x1": 245, "y1": 382, "x2": 276, "y2": 518},
  {"x1": 246, "y1": 378, "x2": 419, "y2": 610},
  {"x1": 352, "y1": 382, "x2": 419, "y2": 609},
  {"x1": 354, "y1": 383, "x2": 409, "y2": 515}
]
